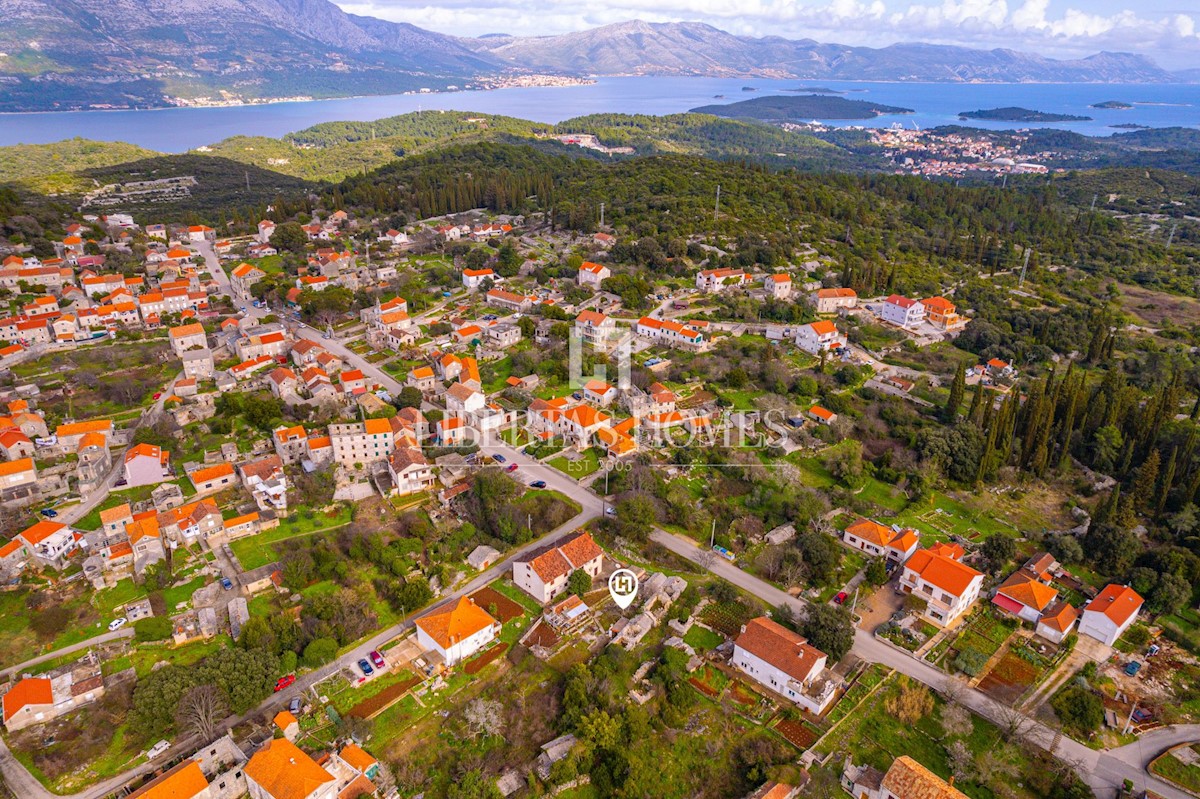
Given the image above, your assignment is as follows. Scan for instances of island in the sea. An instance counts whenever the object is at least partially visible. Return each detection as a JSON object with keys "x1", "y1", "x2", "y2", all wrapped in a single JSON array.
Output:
[
  {"x1": 1110, "y1": 123, "x2": 1150, "y2": 130},
  {"x1": 958, "y1": 106, "x2": 1092, "y2": 122},
  {"x1": 783, "y1": 86, "x2": 844, "y2": 94},
  {"x1": 692, "y1": 94, "x2": 913, "y2": 121},
  {"x1": 1091, "y1": 100, "x2": 1134, "y2": 109}
]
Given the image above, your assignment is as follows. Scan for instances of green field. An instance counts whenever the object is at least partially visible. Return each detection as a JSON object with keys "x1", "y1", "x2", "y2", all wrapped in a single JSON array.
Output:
[
  {"x1": 228, "y1": 505, "x2": 353, "y2": 570},
  {"x1": 548, "y1": 448, "x2": 603, "y2": 479}
]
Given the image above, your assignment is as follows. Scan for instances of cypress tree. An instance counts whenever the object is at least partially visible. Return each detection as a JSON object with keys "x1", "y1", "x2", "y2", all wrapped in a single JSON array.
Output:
[
  {"x1": 1157, "y1": 446, "x2": 1178, "y2": 517},
  {"x1": 1131, "y1": 448, "x2": 1161, "y2": 511},
  {"x1": 945, "y1": 362, "x2": 965, "y2": 423},
  {"x1": 968, "y1": 382, "x2": 985, "y2": 426}
]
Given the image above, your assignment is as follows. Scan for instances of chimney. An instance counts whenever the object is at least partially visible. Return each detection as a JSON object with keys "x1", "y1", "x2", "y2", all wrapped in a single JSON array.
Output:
[{"x1": 948, "y1": 776, "x2": 955, "y2": 787}]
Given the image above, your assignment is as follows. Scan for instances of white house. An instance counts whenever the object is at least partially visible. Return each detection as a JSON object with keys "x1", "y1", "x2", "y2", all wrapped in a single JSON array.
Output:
[
  {"x1": 879, "y1": 294, "x2": 925, "y2": 328},
  {"x1": 1079, "y1": 584, "x2": 1143, "y2": 646},
  {"x1": 898, "y1": 546, "x2": 984, "y2": 627},
  {"x1": 765, "y1": 274, "x2": 792, "y2": 300},
  {"x1": 462, "y1": 268, "x2": 495, "y2": 290},
  {"x1": 513, "y1": 531, "x2": 605, "y2": 604},
  {"x1": 842, "y1": 518, "x2": 919, "y2": 564},
  {"x1": 695, "y1": 268, "x2": 749, "y2": 293},
  {"x1": 731, "y1": 616, "x2": 837, "y2": 714},
  {"x1": 387, "y1": 446, "x2": 435, "y2": 497},
  {"x1": 578, "y1": 261, "x2": 611, "y2": 288},
  {"x1": 414, "y1": 596, "x2": 500, "y2": 665},
  {"x1": 573, "y1": 311, "x2": 617, "y2": 351},
  {"x1": 794, "y1": 319, "x2": 842, "y2": 354},
  {"x1": 810, "y1": 287, "x2": 858, "y2": 314}
]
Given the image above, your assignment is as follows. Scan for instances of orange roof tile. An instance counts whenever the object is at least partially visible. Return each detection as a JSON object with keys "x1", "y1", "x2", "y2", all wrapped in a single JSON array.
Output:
[
  {"x1": 415, "y1": 596, "x2": 497, "y2": 650},
  {"x1": 339, "y1": 742, "x2": 377, "y2": 772},
  {"x1": 2, "y1": 677, "x2": 53, "y2": 721},
  {"x1": 880, "y1": 756, "x2": 968, "y2": 799},
  {"x1": 807, "y1": 319, "x2": 838, "y2": 335},
  {"x1": 996, "y1": 570, "x2": 1057, "y2": 612},
  {"x1": 0, "y1": 457, "x2": 34, "y2": 477},
  {"x1": 904, "y1": 548, "x2": 982, "y2": 598},
  {"x1": 244, "y1": 738, "x2": 334, "y2": 799},
  {"x1": 99, "y1": 504, "x2": 133, "y2": 525},
  {"x1": 734, "y1": 617, "x2": 824, "y2": 683},
  {"x1": 273, "y1": 710, "x2": 297, "y2": 730},
  {"x1": 191, "y1": 463, "x2": 234, "y2": 485},
  {"x1": 363, "y1": 418, "x2": 392, "y2": 436},
  {"x1": 1085, "y1": 584, "x2": 1144, "y2": 628},
  {"x1": 19, "y1": 520, "x2": 66, "y2": 545}
]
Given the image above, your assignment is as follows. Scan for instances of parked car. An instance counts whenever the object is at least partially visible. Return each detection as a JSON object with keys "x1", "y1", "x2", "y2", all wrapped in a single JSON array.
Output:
[
  {"x1": 288, "y1": 697, "x2": 302, "y2": 715},
  {"x1": 530, "y1": 480, "x2": 547, "y2": 489},
  {"x1": 833, "y1": 591, "x2": 848, "y2": 605},
  {"x1": 506, "y1": 463, "x2": 519, "y2": 473},
  {"x1": 153, "y1": 392, "x2": 162, "y2": 400},
  {"x1": 220, "y1": 577, "x2": 233, "y2": 590},
  {"x1": 39, "y1": 508, "x2": 57, "y2": 517},
  {"x1": 493, "y1": 454, "x2": 506, "y2": 464},
  {"x1": 1125, "y1": 661, "x2": 1142, "y2": 676},
  {"x1": 370, "y1": 650, "x2": 385, "y2": 669},
  {"x1": 147, "y1": 740, "x2": 171, "y2": 759},
  {"x1": 358, "y1": 658, "x2": 374, "y2": 676},
  {"x1": 274, "y1": 674, "x2": 296, "y2": 692},
  {"x1": 108, "y1": 617, "x2": 128, "y2": 631}
]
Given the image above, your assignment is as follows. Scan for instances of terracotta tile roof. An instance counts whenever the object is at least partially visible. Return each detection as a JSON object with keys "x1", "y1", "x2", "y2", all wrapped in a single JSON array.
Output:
[
  {"x1": 126, "y1": 443, "x2": 168, "y2": 464},
  {"x1": 844, "y1": 518, "x2": 913, "y2": 549},
  {"x1": 338, "y1": 775, "x2": 376, "y2": 799},
  {"x1": 339, "y1": 742, "x2": 377, "y2": 772},
  {"x1": 363, "y1": 418, "x2": 392, "y2": 436},
  {"x1": 99, "y1": 504, "x2": 133, "y2": 525},
  {"x1": 224, "y1": 513, "x2": 259, "y2": 529},
  {"x1": 191, "y1": 462, "x2": 234, "y2": 485},
  {"x1": 1085, "y1": 584, "x2": 1144, "y2": 628},
  {"x1": 128, "y1": 518, "x2": 161, "y2": 544},
  {"x1": 108, "y1": 541, "x2": 133, "y2": 560},
  {"x1": 168, "y1": 323, "x2": 205, "y2": 339},
  {"x1": 885, "y1": 294, "x2": 919, "y2": 309},
  {"x1": 995, "y1": 570, "x2": 1057, "y2": 612},
  {"x1": 389, "y1": 446, "x2": 428, "y2": 472},
  {"x1": 806, "y1": 320, "x2": 837, "y2": 336},
  {"x1": 520, "y1": 531, "x2": 603, "y2": 584},
  {"x1": 0, "y1": 539, "x2": 24, "y2": 559},
  {"x1": 410, "y1": 366, "x2": 434, "y2": 379},
  {"x1": 1039, "y1": 600, "x2": 1078, "y2": 633},
  {"x1": 563, "y1": 405, "x2": 608, "y2": 428},
  {"x1": 904, "y1": 548, "x2": 982, "y2": 598},
  {"x1": 920, "y1": 296, "x2": 955, "y2": 312},
  {"x1": 0, "y1": 457, "x2": 34, "y2": 477},
  {"x1": 415, "y1": 596, "x2": 498, "y2": 650},
  {"x1": 245, "y1": 738, "x2": 334, "y2": 799},
  {"x1": 19, "y1": 520, "x2": 66, "y2": 545},
  {"x1": 580, "y1": 261, "x2": 608, "y2": 274},
  {"x1": 809, "y1": 405, "x2": 835, "y2": 421},
  {"x1": 77, "y1": 431, "x2": 107, "y2": 452},
  {"x1": 56, "y1": 419, "x2": 113, "y2": 438},
  {"x1": 275, "y1": 425, "x2": 307, "y2": 443},
  {"x1": 273, "y1": 710, "x2": 297, "y2": 730},
  {"x1": 575, "y1": 310, "x2": 608, "y2": 326},
  {"x1": 769, "y1": 274, "x2": 791, "y2": 283},
  {"x1": 127, "y1": 759, "x2": 209, "y2": 799},
  {"x1": 2, "y1": 677, "x2": 53, "y2": 721},
  {"x1": 880, "y1": 756, "x2": 968, "y2": 799},
  {"x1": 926, "y1": 541, "x2": 965, "y2": 560},
  {"x1": 734, "y1": 616, "x2": 824, "y2": 684}
]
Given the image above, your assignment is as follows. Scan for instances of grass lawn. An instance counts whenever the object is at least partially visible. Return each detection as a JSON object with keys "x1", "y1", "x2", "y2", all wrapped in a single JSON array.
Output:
[
  {"x1": 813, "y1": 673, "x2": 1044, "y2": 799},
  {"x1": 717, "y1": 387, "x2": 765, "y2": 411},
  {"x1": 891, "y1": 492, "x2": 1016, "y2": 546},
  {"x1": 683, "y1": 625, "x2": 724, "y2": 652},
  {"x1": 73, "y1": 482, "x2": 189, "y2": 531},
  {"x1": 1152, "y1": 747, "x2": 1200, "y2": 793},
  {"x1": 855, "y1": 477, "x2": 909, "y2": 513},
  {"x1": 481, "y1": 356, "x2": 515, "y2": 393},
  {"x1": 229, "y1": 505, "x2": 353, "y2": 569},
  {"x1": 548, "y1": 448, "x2": 602, "y2": 480},
  {"x1": 501, "y1": 426, "x2": 529, "y2": 447}
]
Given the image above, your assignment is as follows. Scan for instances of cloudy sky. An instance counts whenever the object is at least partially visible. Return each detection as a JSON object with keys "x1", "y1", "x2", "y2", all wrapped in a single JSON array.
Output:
[{"x1": 336, "y1": 0, "x2": 1200, "y2": 68}]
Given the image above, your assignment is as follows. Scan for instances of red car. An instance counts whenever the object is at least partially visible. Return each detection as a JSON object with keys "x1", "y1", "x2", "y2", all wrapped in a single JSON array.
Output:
[
  {"x1": 506, "y1": 463, "x2": 519, "y2": 473},
  {"x1": 833, "y1": 591, "x2": 848, "y2": 605},
  {"x1": 274, "y1": 674, "x2": 296, "y2": 692},
  {"x1": 153, "y1": 392, "x2": 162, "y2": 400},
  {"x1": 369, "y1": 650, "x2": 385, "y2": 669}
]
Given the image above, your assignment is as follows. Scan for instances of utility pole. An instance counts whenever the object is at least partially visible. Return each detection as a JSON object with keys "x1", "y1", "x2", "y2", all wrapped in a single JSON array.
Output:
[
  {"x1": 1090, "y1": 192, "x2": 1098, "y2": 212},
  {"x1": 599, "y1": 202, "x2": 605, "y2": 229},
  {"x1": 1168, "y1": 223, "x2": 1178, "y2": 248},
  {"x1": 244, "y1": 171, "x2": 250, "y2": 192},
  {"x1": 714, "y1": 185, "x2": 720, "y2": 223},
  {"x1": 1018, "y1": 248, "x2": 1031, "y2": 289},
  {"x1": 709, "y1": 518, "x2": 716, "y2": 549}
]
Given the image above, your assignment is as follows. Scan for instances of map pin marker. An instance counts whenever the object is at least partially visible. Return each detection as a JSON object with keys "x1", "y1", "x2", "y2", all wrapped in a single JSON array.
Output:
[{"x1": 608, "y1": 568, "x2": 639, "y2": 610}]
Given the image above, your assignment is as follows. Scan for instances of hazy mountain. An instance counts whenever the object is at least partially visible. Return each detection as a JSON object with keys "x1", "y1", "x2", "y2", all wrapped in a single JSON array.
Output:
[
  {"x1": 0, "y1": 0, "x2": 501, "y2": 110},
  {"x1": 466, "y1": 20, "x2": 1176, "y2": 83},
  {"x1": 0, "y1": 1, "x2": 1183, "y2": 112}
]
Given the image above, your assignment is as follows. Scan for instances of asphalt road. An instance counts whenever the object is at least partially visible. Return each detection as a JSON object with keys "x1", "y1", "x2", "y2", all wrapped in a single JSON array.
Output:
[{"x1": 648, "y1": 528, "x2": 1195, "y2": 799}]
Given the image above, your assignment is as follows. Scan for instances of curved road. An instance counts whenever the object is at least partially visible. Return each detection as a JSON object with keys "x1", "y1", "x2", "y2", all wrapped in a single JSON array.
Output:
[{"x1": 649, "y1": 528, "x2": 1195, "y2": 799}]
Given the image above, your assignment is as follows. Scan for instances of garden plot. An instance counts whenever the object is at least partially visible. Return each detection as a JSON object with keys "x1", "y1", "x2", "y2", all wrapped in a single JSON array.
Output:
[{"x1": 977, "y1": 652, "x2": 1041, "y2": 705}]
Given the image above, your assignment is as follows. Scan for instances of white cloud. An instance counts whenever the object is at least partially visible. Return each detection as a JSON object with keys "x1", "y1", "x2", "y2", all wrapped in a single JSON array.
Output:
[{"x1": 340, "y1": 0, "x2": 1200, "y2": 69}]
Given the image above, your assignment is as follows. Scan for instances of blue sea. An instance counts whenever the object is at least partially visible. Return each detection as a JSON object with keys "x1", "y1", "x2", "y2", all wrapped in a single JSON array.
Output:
[{"x1": 0, "y1": 76, "x2": 1197, "y2": 152}]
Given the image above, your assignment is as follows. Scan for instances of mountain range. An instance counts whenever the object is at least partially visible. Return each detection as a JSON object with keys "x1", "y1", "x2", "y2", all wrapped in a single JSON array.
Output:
[{"x1": 0, "y1": 0, "x2": 1189, "y2": 112}]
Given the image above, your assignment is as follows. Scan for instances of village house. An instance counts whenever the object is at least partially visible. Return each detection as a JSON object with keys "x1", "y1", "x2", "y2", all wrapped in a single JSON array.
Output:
[
  {"x1": 695, "y1": 268, "x2": 749, "y2": 293},
  {"x1": 842, "y1": 518, "x2": 920, "y2": 564},
  {"x1": 0, "y1": 457, "x2": 37, "y2": 492},
  {"x1": 583, "y1": 379, "x2": 618, "y2": 407},
  {"x1": 329, "y1": 417, "x2": 398, "y2": 467},
  {"x1": 415, "y1": 596, "x2": 501, "y2": 666},
  {"x1": 16, "y1": 519, "x2": 79, "y2": 569},
  {"x1": 731, "y1": 616, "x2": 837, "y2": 714},
  {"x1": 919, "y1": 296, "x2": 961, "y2": 329},
  {"x1": 795, "y1": 319, "x2": 842, "y2": 354},
  {"x1": 573, "y1": 310, "x2": 617, "y2": 351},
  {"x1": 387, "y1": 445, "x2": 435, "y2": 496},
  {"x1": 230, "y1": 263, "x2": 266, "y2": 299},
  {"x1": 809, "y1": 405, "x2": 837, "y2": 426},
  {"x1": 513, "y1": 531, "x2": 605, "y2": 604},
  {"x1": 189, "y1": 462, "x2": 236, "y2": 495},
  {"x1": 55, "y1": 419, "x2": 113, "y2": 452},
  {"x1": 578, "y1": 261, "x2": 611, "y2": 288},
  {"x1": 635, "y1": 317, "x2": 704, "y2": 350},
  {"x1": 485, "y1": 322, "x2": 521, "y2": 348},
  {"x1": 810, "y1": 287, "x2": 859, "y2": 314},
  {"x1": 273, "y1": 425, "x2": 308, "y2": 464},
  {"x1": 1079, "y1": 583, "x2": 1144, "y2": 646},
  {"x1": 239, "y1": 455, "x2": 288, "y2": 512},
  {"x1": 157, "y1": 499, "x2": 223, "y2": 545},
  {"x1": 765, "y1": 274, "x2": 792, "y2": 300},
  {"x1": 124, "y1": 443, "x2": 172, "y2": 487},
  {"x1": 3, "y1": 664, "x2": 105, "y2": 733},
  {"x1": 843, "y1": 755, "x2": 969, "y2": 799},
  {"x1": 879, "y1": 294, "x2": 926, "y2": 329},
  {"x1": 462, "y1": 268, "x2": 495, "y2": 290},
  {"x1": 899, "y1": 546, "x2": 985, "y2": 627},
  {"x1": 168, "y1": 323, "x2": 207, "y2": 356},
  {"x1": 486, "y1": 288, "x2": 533, "y2": 313}
]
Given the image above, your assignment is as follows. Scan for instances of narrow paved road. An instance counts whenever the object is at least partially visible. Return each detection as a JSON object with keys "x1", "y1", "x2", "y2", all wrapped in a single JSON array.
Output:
[
  {"x1": 649, "y1": 528, "x2": 1193, "y2": 799},
  {"x1": 0, "y1": 630, "x2": 134, "y2": 679}
]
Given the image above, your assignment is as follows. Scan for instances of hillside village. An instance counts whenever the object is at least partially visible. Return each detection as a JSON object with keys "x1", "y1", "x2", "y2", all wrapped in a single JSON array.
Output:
[{"x1": 0, "y1": 195, "x2": 1196, "y2": 799}]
